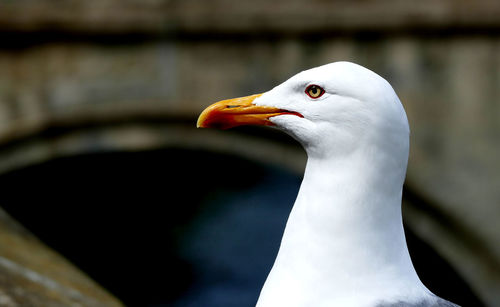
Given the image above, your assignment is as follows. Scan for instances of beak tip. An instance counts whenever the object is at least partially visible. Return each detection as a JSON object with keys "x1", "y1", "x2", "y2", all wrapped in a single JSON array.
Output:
[
  {"x1": 197, "y1": 93, "x2": 265, "y2": 130},
  {"x1": 196, "y1": 112, "x2": 208, "y2": 128}
]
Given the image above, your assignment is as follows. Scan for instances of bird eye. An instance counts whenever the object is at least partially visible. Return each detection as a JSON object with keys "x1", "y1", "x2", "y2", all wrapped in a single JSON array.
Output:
[{"x1": 305, "y1": 85, "x2": 325, "y2": 99}]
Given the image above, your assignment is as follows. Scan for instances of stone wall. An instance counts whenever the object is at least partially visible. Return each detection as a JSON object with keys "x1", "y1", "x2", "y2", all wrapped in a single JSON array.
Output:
[
  {"x1": 0, "y1": 1, "x2": 499, "y2": 306},
  {"x1": 0, "y1": 208, "x2": 123, "y2": 306}
]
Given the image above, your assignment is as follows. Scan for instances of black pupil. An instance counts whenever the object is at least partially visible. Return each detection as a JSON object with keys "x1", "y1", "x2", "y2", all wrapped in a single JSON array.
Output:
[{"x1": 310, "y1": 86, "x2": 318, "y2": 95}]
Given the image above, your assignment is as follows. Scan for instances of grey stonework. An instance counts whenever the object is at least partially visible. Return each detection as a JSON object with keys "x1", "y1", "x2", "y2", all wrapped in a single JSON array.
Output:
[{"x1": 0, "y1": 1, "x2": 499, "y2": 306}]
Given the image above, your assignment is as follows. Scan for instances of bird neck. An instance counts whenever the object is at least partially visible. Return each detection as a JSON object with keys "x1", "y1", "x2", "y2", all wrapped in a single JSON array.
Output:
[{"x1": 257, "y1": 151, "x2": 430, "y2": 306}]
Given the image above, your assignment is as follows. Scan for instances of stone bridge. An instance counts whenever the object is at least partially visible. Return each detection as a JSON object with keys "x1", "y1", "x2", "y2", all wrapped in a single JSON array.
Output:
[{"x1": 0, "y1": 1, "x2": 499, "y2": 306}]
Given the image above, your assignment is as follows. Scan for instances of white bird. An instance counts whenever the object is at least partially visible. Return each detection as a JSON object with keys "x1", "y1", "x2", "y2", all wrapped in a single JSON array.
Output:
[{"x1": 197, "y1": 62, "x2": 458, "y2": 307}]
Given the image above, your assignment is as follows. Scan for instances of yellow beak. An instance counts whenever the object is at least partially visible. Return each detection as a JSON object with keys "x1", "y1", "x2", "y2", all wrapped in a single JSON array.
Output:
[{"x1": 197, "y1": 93, "x2": 302, "y2": 129}]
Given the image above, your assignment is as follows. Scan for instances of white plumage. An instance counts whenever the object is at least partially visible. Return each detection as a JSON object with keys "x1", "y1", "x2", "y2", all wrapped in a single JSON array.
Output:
[{"x1": 198, "y1": 62, "x2": 458, "y2": 307}]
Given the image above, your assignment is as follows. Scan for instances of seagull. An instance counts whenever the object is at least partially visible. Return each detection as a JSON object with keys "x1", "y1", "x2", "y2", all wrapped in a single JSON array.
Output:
[{"x1": 197, "y1": 62, "x2": 459, "y2": 307}]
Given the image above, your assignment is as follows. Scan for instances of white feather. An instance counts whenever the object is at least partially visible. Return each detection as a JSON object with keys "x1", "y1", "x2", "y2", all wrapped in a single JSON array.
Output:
[{"x1": 253, "y1": 62, "x2": 437, "y2": 307}]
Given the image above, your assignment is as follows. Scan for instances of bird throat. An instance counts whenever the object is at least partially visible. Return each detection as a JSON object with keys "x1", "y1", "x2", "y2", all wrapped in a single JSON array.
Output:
[{"x1": 256, "y1": 154, "x2": 426, "y2": 306}]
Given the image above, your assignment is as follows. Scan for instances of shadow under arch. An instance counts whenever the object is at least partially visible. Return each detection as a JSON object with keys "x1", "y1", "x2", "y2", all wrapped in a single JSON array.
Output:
[{"x1": 0, "y1": 146, "x2": 484, "y2": 306}]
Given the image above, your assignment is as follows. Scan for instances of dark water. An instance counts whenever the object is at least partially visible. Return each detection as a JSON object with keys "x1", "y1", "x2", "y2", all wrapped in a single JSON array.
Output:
[{"x1": 0, "y1": 149, "x2": 483, "y2": 306}]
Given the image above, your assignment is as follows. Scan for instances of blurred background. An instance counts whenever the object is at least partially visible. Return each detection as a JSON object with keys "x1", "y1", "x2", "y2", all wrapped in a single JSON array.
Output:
[{"x1": 0, "y1": 0, "x2": 499, "y2": 306}]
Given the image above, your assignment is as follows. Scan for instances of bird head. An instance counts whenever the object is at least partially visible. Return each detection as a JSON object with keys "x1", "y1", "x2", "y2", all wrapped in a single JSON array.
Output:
[{"x1": 198, "y1": 62, "x2": 409, "y2": 160}]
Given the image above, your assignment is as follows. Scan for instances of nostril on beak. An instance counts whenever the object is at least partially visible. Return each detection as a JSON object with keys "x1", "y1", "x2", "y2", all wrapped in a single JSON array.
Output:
[{"x1": 226, "y1": 105, "x2": 241, "y2": 109}]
